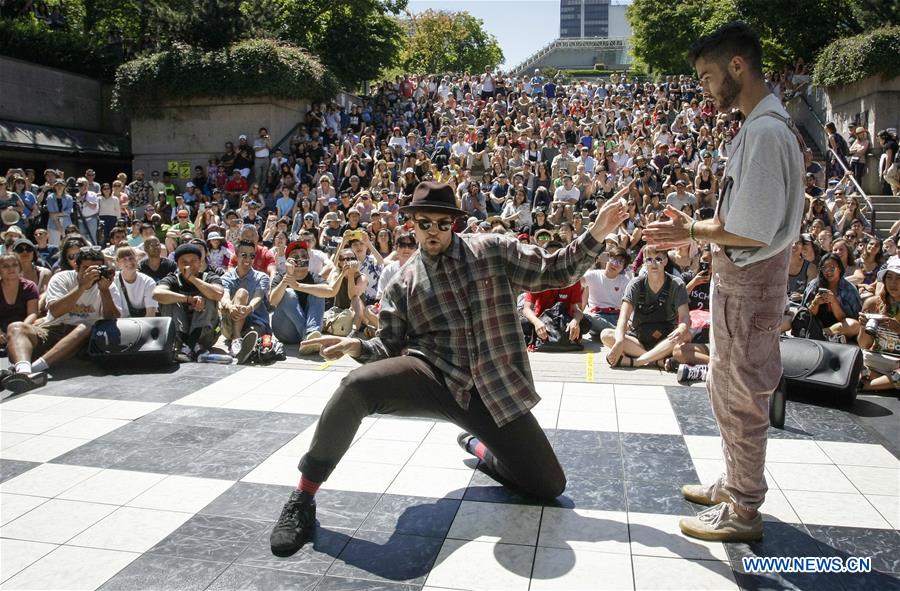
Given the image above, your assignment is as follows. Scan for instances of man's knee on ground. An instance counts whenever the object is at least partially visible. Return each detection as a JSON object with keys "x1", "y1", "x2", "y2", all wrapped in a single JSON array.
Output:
[{"x1": 528, "y1": 468, "x2": 567, "y2": 500}]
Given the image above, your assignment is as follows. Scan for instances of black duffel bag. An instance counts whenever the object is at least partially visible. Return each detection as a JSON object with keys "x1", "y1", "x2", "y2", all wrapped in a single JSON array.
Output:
[{"x1": 530, "y1": 301, "x2": 584, "y2": 352}]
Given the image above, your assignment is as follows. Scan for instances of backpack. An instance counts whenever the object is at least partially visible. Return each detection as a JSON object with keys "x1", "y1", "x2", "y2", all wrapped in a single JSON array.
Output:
[
  {"x1": 529, "y1": 301, "x2": 584, "y2": 352},
  {"x1": 250, "y1": 333, "x2": 285, "y2": 365}
]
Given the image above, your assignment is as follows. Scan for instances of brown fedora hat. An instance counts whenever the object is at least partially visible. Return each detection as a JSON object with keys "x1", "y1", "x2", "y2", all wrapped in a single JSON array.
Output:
[{"x1": 399, "y1": 181, "x2": 466, "y2": 217}]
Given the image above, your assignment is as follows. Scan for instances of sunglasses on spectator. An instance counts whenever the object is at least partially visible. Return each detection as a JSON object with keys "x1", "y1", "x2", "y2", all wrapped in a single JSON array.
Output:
[
  {"x1": 13, "y1": 244, "x2": 34, "y2": 253},
  {"x1": 288, "y1": 255, "x2": 309, "y2": 266},
  {"x1": 414, "y1": 218, "x2": 453, "y2": 232},
  {"x1": 397, "y1": 241, "x2": 416, "y2": 249},
  {"x1": 645, "y1": 256, "x2": 666, "y2": 265},
  {"x1": 609, "y1": 257, "x2": 625, "y2": 266},
  {"x1": 339, "y1": 256, "x2": 357, "y2": 262},
  {"x1": 80, "y1": 245, "x2": 102, "y2": 253},
  {"x1": 822, "y1": 265, "x2": 840, "y2": 273},
  {"x1": 237, "y1": 252, "x2": 255, "y2": 259}
]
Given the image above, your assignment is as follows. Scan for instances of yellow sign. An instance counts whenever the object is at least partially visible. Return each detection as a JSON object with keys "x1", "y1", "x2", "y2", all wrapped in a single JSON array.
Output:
[
  {"x1": 179, "y1": 160, "x2": 192, "y2": 179},
  {"x1": 167, "y1": 161, "x2": 179, "y2": 176}
]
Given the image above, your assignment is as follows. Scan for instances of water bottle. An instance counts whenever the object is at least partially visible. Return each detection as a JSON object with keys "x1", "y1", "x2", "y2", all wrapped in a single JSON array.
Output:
[{"x1": 196, "y1": 352, "x2": 236, "y2": 364}]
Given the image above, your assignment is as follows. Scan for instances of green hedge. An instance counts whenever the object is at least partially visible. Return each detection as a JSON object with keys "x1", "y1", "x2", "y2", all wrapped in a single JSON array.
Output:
[
  {"x1": 0, "y1": 17, "x2": 116, "y2": 79},
  {"x1": 112, "y1": 38, "x2": 341, "y2": 115},
  {"x1": 813, "y1": 27, "x2": 900, "y2": 87}
]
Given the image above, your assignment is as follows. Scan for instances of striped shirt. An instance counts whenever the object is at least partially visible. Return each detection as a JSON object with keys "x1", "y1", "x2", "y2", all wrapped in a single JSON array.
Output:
[{"x1": 355, "y1": 231, "x2": 604, "y2": 426}]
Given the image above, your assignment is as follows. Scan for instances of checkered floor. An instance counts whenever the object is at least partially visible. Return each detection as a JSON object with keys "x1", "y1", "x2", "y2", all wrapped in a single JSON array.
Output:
[{"x1": 1, "y1": 359, "x2": 898, "y2": 591}]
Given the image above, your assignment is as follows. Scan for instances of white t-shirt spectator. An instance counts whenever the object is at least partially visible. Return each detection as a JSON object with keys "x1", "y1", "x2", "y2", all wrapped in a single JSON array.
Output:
[
  {"x1": 43, "y1": 271, "x2": 121, "y2": 326},
  {"x1": 666, "y1": 191, "x2": 697, "y2": 210},
  {"x1": 307, "y1": 249, "x2": 331, "y2": 276},
  {"x1": 80, "y1": 192, "x2": 100, "y2": 217},
  {"x1": 253, "y1": 137, "x2": 270, "y2": 159},
  {"x1": 377, "y1": 260, "x2": 402, "y2": 300},
  {"x1": 113, "y1": 272, "x2": 158, "y2": 317},
  {"x1": 553, "y1": 185, "x2": 580, "y2": 204},
  {"x1": 583, "y1": 269, "x2": 632, "y2": 310}
]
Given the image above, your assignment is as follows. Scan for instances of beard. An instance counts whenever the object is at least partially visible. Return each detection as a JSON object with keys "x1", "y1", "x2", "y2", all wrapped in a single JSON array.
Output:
[{"x1": 715, "y1": 70, "x2": 742, "y2": 111}]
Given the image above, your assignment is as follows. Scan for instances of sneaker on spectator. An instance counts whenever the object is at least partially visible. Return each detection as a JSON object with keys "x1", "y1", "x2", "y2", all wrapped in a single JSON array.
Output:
[
  {"x1": 234, "y1": 331, "x2": 258, "y2": 364},
  {"x1": 825, "y1": 332, "x2": 847, "y2": 344},
  {"x1": 175, "y1": 344, "x2": 193, "y2": 363},
  {"x1": 2, "y1": 371, "x2": 48, "y2": 395},
  {"x1": 677, "y1": 363, "x2": 708, "y2": 383},
  {"x1": 298, "y1": 330, "x2": 322, "y2": 356}
]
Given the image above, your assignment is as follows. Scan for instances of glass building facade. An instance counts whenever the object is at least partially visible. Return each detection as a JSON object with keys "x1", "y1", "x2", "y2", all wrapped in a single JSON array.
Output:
[{"x1": 560, "y1": 0, "x2": 611, "y2": 38}]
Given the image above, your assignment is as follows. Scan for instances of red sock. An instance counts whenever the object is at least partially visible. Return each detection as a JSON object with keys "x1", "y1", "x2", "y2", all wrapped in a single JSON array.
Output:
[
  {"x1": 471, "y1": 440, "x2": 489, "y2": 462},
  {"x1": 296, "y1": 475, "x2": 321, "y2": 496}
]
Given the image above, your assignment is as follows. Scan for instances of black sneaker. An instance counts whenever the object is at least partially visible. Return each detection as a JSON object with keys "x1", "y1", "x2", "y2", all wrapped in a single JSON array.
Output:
[
  {"x1": 269, "y1": 490, "x2": 316, "y2": 557},
  {"x1": 2, "y1": 371, "x2": 48, "y2": 395},
  {"x1": 234, "y1": 330, "x2": 258, "y2": 365},
  {"x1": 456, "y1": 431, "x2": 475, "y2": 455}
]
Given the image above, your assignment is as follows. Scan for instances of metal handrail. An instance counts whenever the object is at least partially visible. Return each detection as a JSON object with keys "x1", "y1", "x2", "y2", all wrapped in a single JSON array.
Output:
[{"x1": 273, "y1": 121, "x2": 303, "y2": 154}]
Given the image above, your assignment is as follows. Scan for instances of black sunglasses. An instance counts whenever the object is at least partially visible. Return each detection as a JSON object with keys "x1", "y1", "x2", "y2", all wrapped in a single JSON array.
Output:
[
  {"x1": 13, "y1": 245, "x2": 34, "y2": 253},
  {"x1": 288, "y1": 256, "x2": 309, "y2": 266},
  {"x1": 414, "y1": 219, "x2": 453, "y2": 232},
  {"x1": 237, "y1": 252, "x2": 254, "y2": 259},
  {"x1": 339, "y1": 256, "x2": 357, "y2": 262}
]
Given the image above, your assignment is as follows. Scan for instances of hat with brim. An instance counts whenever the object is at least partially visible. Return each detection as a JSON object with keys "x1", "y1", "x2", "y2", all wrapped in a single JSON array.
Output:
[
  {"x1": 1, "y1": 208, "x2": 20, "y2": 227},
  {"x1": 877, "y1": 257, "x2": 900, "y2": 282},
  {"x1": 206, "y1": 232, "x2": 224, "y2": 242},
  {"x1": 399, "y1": 182, "x2": 466, "y2": 217}
]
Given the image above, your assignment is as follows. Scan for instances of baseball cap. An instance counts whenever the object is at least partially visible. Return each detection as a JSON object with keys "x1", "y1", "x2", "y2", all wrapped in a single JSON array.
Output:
[{"x1": 327, "y1": 197, "x2": 338, "y2": 206}]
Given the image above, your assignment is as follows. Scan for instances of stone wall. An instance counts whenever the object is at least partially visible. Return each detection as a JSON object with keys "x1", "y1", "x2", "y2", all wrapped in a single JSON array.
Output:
[{"x1": 0, "y1": 56, "x2": 127, "y2": 134}]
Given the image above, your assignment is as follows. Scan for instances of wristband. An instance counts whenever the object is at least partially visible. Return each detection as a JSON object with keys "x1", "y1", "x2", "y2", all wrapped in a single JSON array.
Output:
[{"x1": 689, "y1": 221, "x2": 699, "y2": 244}]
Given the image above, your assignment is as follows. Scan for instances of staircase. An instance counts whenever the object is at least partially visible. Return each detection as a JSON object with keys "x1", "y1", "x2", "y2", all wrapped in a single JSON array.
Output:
[{"x1": 870, "y1": 195, "x2": 900, "y2": 237}]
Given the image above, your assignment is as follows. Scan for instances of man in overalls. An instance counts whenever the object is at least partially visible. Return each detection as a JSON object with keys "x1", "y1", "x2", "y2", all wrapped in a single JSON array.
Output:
[{"x1": 644, "y1": 22, "x2": 805, "y2": 541}]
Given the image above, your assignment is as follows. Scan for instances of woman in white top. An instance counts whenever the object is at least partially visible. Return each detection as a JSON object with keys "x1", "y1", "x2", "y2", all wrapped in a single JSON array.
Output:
[
  {"x1": 583, "y1": 246, "x2": 633, "y2": 336},
  {"x1": 501, "y1": 188, "x2": 532, "y2": 229},
  {"x1": 97, "y1": 183, "x2": 121, "y2": 246}
]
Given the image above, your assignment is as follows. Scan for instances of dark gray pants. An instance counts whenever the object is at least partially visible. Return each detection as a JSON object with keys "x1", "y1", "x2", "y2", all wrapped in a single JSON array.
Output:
[{"x1": 298, "y1": 355, "x2": 566, "y2": 500}]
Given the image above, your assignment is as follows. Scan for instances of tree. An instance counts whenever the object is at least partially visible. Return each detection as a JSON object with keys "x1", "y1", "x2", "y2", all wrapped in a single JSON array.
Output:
[
  {"x1": 272, "y1": 0, "x2": 407, "y2": 89},
  {"x1": 400, "y1": 9, "x2": 503, "y2": 75},
  {"x1": 150, "y1": 0, "x2": 256, "y2": 50}
]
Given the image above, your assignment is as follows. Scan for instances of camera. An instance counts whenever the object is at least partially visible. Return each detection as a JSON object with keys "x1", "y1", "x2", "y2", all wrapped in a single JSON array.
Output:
[
  {"x1": 97, "y1": 265, "x2": 115, "y2": 280},
  {"x1": 698, "y1": 261, "x2": 710, "y2": 273}
]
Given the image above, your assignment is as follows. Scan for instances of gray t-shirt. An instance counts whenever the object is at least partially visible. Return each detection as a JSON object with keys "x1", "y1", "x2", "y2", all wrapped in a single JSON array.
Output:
[
  {"x1": 717, "y1": 94, "x2": 805, "y2": 267},
  {"x1": 623, "y1": 273, "x2": 689, "y2": 325}
]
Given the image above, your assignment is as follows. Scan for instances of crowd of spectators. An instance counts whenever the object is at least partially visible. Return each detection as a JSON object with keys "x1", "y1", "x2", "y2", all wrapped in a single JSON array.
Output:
[{"x1": 1, "y1": 68, "x2": 899, "y2": 395}]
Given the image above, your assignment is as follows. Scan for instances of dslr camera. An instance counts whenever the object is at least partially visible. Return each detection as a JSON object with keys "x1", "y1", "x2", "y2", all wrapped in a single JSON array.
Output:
[{"x1": 97, "y1": 265, "x2": 115, "y2": 280}]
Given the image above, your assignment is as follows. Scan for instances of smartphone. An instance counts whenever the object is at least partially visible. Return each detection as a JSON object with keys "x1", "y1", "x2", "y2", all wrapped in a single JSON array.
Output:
[{"x1": 817, "y1": 288, "x2": 829, "y2": 295}]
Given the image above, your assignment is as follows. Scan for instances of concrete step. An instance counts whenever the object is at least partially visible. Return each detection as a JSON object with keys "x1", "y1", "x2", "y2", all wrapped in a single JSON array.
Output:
[{"x1": 869, "y1": 202, "x2": 900, "y2": 213}]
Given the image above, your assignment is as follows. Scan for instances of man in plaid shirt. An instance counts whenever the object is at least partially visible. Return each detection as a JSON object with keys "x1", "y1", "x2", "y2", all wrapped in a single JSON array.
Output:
[{"x1": 269, "y1": 181, "x2": 628, "y2": 557}]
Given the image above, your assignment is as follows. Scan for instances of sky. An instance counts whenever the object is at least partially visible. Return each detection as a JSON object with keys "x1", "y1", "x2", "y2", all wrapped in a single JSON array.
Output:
[{"x1": 407, "y1": 1, "x2": 561, "y2": 71}]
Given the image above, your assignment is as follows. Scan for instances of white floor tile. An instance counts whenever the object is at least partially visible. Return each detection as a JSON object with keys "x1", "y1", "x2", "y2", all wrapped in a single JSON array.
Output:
[
  {"x1": 559, "y1": 393, "x2": 617, "y2": 414},
  {"x1": 0, "y1": 434, "x2": 88, "y2": 462},
  {"x1": 0, "y1": 539, "x2": 57, "y2": 584},
  {"x1": 616, "y1": 412, "x2": 681, "y2": 435},
  {"x1": 343, "y1": 438, "x2": 419, "y2": 465},
  {"x1": 1, "y1": 498, "x2": 117, "y2": 544},
  {"x1": 765, "y1": 439, "x2": 831, "y2": 464},
  {"x1": 423, "y1": 421, "x2": 464, "y2": 445},
  {"x1": 783, "y1": 490, "x2": 892, "y2": 529},
  {"x1": 171, "y1": 389, "x2": 243, "y2": 407},
  {"x1": 425, "y1": 539, "x2": 533, "y2": 591},
  {"x1": 222, "y1": 392, "x2": 295, "y2": 412},
  {"x1": 42, "y1": 417, "x2": 129, "y2": 440},
  {"x1": 362, "y1": 418, "x2": 435, "y2": 442},
  {"x1": 1, "y1": 544, "x2": 138, "y2": 590},
  {"x1": 531, "y1": 546, "x2": 634, "y2": 591},
  {"x1": 690, "y1": 459, "x2": 726, "y2": 487},
  {"x1": 766, "y1": 462, "x2": 856, "y2": 493},
  {"x1": 614, "y1": 396, "x2": 674, "y2": 415},
  {"x1": 408, "y1": 443, "x2": 471, "y2": 470},
  {"x1": 241, "y1": 454, "x2": 303, "y2": 487},
  {"x1": 42, "y1": 398, "x2": 117, "y2": 417},
  {"x1": 321, "y1": 460, "x2": 402, "y2": 494},
  {"x1": 632, "y1": 556, "x2": 738, "y2": 590},
  {"x1": 865, "y1": 494, "x2": 900, "y2": 528},
  {"x1": 816, "y1": 441, "x2": 900, "y2": 469},
  {"x1": 613, "y1": 385, "x2": 669, "y2": 398},
  {"x1": 128, "y1": 475, "x2": 233, "y2": 514},
  {"x1": 57, "y1": 469, "x2": 166, "y2": 505},
  {"x1": 271, "y1": 396, "x2": 330, "y2": 415},
  {"x1": 0, "y1": 464, "x2": 101, "y2": 497},
  {"x1": 88, "y1": 400, "x2": 164, "y2": 420},
  {"x1": 556, "y1": 410, "x2": 618, "y2": 431},
  {"x1": 0, "y1": 492, "x2": 47, "y2": 526},
  {"x1": 538, "y1": 508, "x2": 630, "y2": 554},
  {"x1": 0, "y1": 394, "x2": 68, "y2": 413},
  {"x1": 0, "y1": 432, "x2": 33, "y2": 450},
  {"x1": 68, "y1": 506, "x2": 192, "y2": 553},
  {"x1": 627, "y1": 512, "x2": 728, "y2": 561},
  {"x1": 760, "y1": 489, "x2": 802, "y2": 523},
  {"x1": 0, "y1": 410, "x2": 75, "y2": 435},
  {"x1": 272, "y1": 426, "x2": 317, "y2": 457},
  {"x1": 838, "y1": 465, "x2": 900, "y2": 496},
  {"x1": 562, "y1": 382, "x2": 615, "y2": 397},
  {"x1": 535, "y1": 380, "x2": 566, "y2": 397},
  {"x1": 446, "y1": 501, "x2": 542, "y2": 545},
  {"x1": 386, "y1": 465, "x2": 473, "y2": 500},
  {"x1": 684, "y1": 436, "x2": 723, "y2": 461},
  {"x1": 533, "y1": 409, "x2": 560, "y2": 429}
]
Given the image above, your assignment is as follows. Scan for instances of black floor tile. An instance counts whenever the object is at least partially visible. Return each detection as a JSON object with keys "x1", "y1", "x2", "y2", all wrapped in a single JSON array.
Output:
[
  {"x1": 358, "y1": 494, "x2": 461, "y2": 539},
  {"x1": 327, "y1": 529, "x2": 443, "y2": 585},
  {"x1": 149, "y1": 514, "x2": 271, "y2": 563},
  {"x1": 95, "y1": 421, "x2": 183, "y2": 444},
  {"x1": 620, "y1": 433, "x2": 691, "y2": 457},
  {"x1": 624, "y1": 452, "x2": 698, "y2": 484},
  {"x1": 178, "y1": 448, "x2": 269, "y2": 480},
  {"x1": 313, "y1": 489, "x2": 384, "y2": 530},
  {"x1": 234, "y1": 525, "x2": 353, "y2": 577},
  {"x1": 200, "y1": 482, "x2": 295, "y2": 521},
  {"x1": 206, "y1": 563, "x2": 320, "y2": 590},
  {"x1": 556, "y1": 475, "x2": 628, "y2": 512},
  {"x1": 0, "y1": 458, "x2": 39, "y2": 483},
  {"x1": 160, "y1": 425, "x2": 238, "y2": 448},
  {"x1": 214, "y1": 429, "x2": 298, "y2": 454},
  {"x1": 98, "y1": 554, "x2": 229, "y2": 591},
  {"x1": 50, "y1": 441, "x2": 143, "y2": 469},
  {"x1": 806, "y1": 524, "x2": 900, "y2": 574},
  {"x1": 625, "y1": 479, "x2": 696, "y2": 516},
  {"x1": 110, "y1": 444, "x2": 205, "y2": 474},
  {"x1": 463, "y1": 469, "x2": 550, "y2": 507},
  {"x1": 316, "y1": 575, "x2": 420, "y2": 591}
]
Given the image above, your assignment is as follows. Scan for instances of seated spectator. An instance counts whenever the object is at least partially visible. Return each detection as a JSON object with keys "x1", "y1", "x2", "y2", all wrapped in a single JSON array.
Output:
[
  {"x1": 52, "y1": 234, "x2": 89, "y2": 274},
  {"x1": 583, "y1": 246, "x2": 632, "y2": 335},
  {"x1": 205, "y1": 231, "x2": 233, "y2": 275},
  {"x1": 787, "y1": 235, "x2": 819, "y2": 305},
  {"x1": 800, "y1": 253, "x2": 862, "y2": 343},
  {"x1": 153, "y1": 244, "x2": 224, "y2": 361},
  {"x1": 858, "y1": 258, "x2": 900, "y2": 391},
  {"x1": 33, "y1": 229, "x2": 58, "y2": 268},
  {"x1": 227, "y1": 225, "x2": 276, "y2": 276},
  {"x1": 0, "y1": 254, "x2": 39, "y2": 353},
  {"x1": 270, "y1": 241, "x2": 325, "y2": 351},
  {"x1": 13, "y1": 239, "x2": 50, "y2": 295},
  {"x1": 601, "y1": 246, "x2": 691, "y2": 369},
  {"x1": 220, "y1": 240, "x2": 272, "y2": 362},
  {"x1": 670, "y1": 247, "x2": 713, "y2": 381},
  {"x1": 3, "y1": 246, "x2": 121, "y2": 394},
  {"x1": 112, "y1": 246, "x2": 158, "y2": 318},
  {"x1": 849, "y1": 237, "x2": 884, "y2": 301},
  {"x1": 521, "y1": 240, "x2": 592, "y2": 347},
  {"x1": 139, "y1": 236, "x2": 177, "y2": 282}
]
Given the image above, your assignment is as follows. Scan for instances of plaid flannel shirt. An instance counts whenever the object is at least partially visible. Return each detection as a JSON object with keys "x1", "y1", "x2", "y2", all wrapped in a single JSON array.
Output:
[{"x1": 355, "y1": 231, "x2": 604, "y2": 426}]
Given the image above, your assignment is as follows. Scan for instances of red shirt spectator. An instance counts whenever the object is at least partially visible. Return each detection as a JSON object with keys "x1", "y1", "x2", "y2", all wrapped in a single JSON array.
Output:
[
  {"x1": 525, "y1": 281, "x2": 584, "y2": 318},
  {"x1": 225, "y1": 175, "x2": 248, "y2": 194},
  {"x1": 228, "y1": 243, "x2": 275, "y2": 275}
]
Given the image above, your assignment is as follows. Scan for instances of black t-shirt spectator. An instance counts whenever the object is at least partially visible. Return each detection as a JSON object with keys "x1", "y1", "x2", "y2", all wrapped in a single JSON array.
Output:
[
  {"x1": 140, "y1": 257, "x2": 178, "y2": 283},
  {"x1": 157, "y1": 270, "x2": 223, "y2": 296},
  {"x1": 681, "y1": 271, "x2": 711, "y2": 311},
  {"x1": 234, "y1": 146, "x2": 254, "y2": 170},
  {"x1": 36, "y1": 245, "x2": 59, "y2": 267},
  {"x1": 272, "y1": 270, "x2": 323, "y2": 308},
  {"x1": 0, "y1": 192, "x2": 20, "y2": 210}
]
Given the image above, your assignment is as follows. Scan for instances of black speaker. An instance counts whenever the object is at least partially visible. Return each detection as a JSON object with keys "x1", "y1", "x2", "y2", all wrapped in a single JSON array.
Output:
[
  {"x1": 88, "y1": 317, "x2": 177, "y2": 366},
  {"x1": 779, "y1": 337, "x2": 862, "y2": 407}
]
